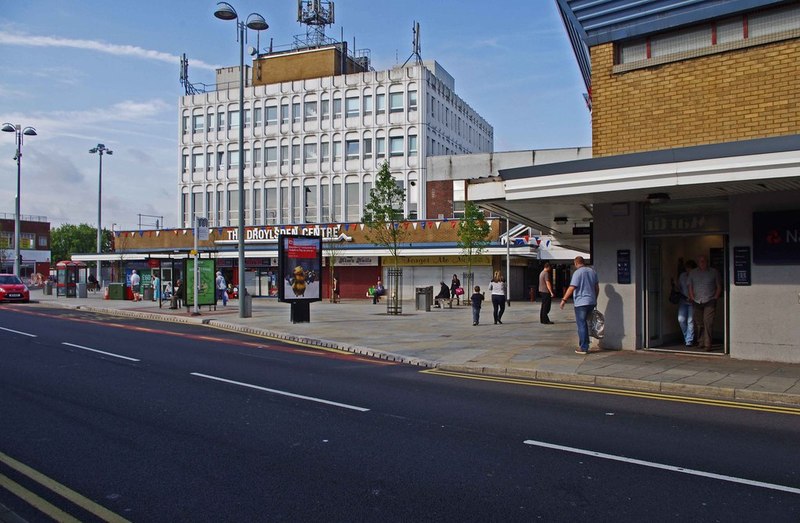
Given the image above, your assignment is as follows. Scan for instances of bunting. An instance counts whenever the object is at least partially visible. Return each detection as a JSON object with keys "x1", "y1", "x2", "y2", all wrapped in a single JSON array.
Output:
[
  {"x1": 435, "y1": 221, "x2": 441, "y2": 230},
  {"x1": 450, "y1": 221, "x2": 457, "y2": 229},
  {"x1": 412, "y1": 222, "x2": 418, "y2": 230}
]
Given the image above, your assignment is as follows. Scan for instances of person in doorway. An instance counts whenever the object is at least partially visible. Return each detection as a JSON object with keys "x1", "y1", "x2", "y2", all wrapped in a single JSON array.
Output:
[
  {"x1": 152, "y1": 273, "x2": 161, "y2": 302},
  {"x1": 688, "y1": 255, "x2": 721, "y2": 350},
  {"x1": 216, "y1": 271, "x2": 228, "y2": 306},
  {"x1": 450, "y1": 274, "x2": 462, "y2": 305},
  {"x1": 538, "y1": 262, "x2": 555, "y2": 324},
  {"x1": 677, "y1": 259, "x2": 696, "y2": 347},
  {"x1": 470, "y1": 286, "x2": 485, "y2": 325},
  {"x1": 488, "y1": 271, "x2": 507, "y2": 325},
  {"x1": 560, "y1": 256, "x2": 599, "y2": 355},
  {"x1": 130, "y1": 269, "x2": 141, "y2": 301}
]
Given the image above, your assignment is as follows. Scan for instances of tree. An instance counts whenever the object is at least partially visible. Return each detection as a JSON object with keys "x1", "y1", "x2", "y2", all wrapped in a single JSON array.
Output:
[
  {"x1": 50, "y1": 223, "x2": 113, "y2": 266},
  {"x1": 457, "y1": 201, "x2": 491, "y2": 292},
  {"x1": 362, "y1": 161, "x2": 407, "y2": 313}
]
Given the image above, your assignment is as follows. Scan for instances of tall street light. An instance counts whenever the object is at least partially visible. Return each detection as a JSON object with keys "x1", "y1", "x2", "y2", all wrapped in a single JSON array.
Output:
[
  {"x1": 89, "y1": 143, "x2": 112, "y2": 286},
  {"x1": 2, "y1": 123, "x2": 38, "y2": 277},
  {"x1": 214, "y1": 1, "x2": 268, "y2": 318}
]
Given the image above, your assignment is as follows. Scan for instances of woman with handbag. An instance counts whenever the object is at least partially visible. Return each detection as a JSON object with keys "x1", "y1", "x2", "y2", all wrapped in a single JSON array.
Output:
[{"x1": 450, "y1": 274, "x2": 462, "y2": 305}]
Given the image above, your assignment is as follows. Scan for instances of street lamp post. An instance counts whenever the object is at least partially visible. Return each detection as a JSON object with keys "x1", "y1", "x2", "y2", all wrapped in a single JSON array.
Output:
[
  {"x1": 89, "y1": 144, "x2": 112, "y2": 286},
  {"x1": 214, "y1": 1, "x2": 268, "y2": 318},
  {"x1": 2, "y1": 123, "x2": 38, "y2": 277}
]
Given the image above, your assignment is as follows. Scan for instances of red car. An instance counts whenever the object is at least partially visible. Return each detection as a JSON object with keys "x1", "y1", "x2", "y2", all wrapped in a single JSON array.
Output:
[{"x1": 0, "y1": 274, "x2": 30, "y2": 303}]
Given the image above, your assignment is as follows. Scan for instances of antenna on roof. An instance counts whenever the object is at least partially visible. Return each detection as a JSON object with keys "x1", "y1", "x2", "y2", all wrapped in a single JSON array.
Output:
[
  {"x1": 296, "y1": 0, "x2": 335, "y2": 48},
  {"x1": 179, "y1": 53, "x2": 204, "y2": 95},
  {"x1": 402, "y1": 21, "x2": 423, "y2": 67}
]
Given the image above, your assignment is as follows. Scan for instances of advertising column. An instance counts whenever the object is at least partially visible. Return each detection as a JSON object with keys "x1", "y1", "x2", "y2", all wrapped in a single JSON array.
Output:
[{"x1": 278, "y1": 235, "x2": 322, "y2": 323}]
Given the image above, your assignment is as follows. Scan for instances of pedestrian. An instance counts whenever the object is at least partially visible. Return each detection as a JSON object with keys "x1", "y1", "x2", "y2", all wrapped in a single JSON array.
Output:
[
  {"x1": 538, "y1": 262, "x2": 555, "y2": 324},
  {"x1": 332, "y1": 276, "x2": 340, "y2": 303},
  {"x1": 130, "y1": 269, "x2": 141, "y2": 301},
  {"x1": 435, "y1": 281, "x2": 451, "y2": 308},
  {"x1": 560, "y1": 256, "x2": 599, "y2": 355},
  {"x1": 488, "y1": 271, "x2": 507, "y2": 324},
  {"x1": 688, "y1": 255, "x2": 721, "y2": 350},
  {"x1": 169, "y1": 279, "x2": 184, "y2": 309},
  {"x1": 450, "y1": 273, "x2": 462, "y2": 305},
  {"x1": 152, "y1": 272, "x2": 161, "y2": 302},
  {"x1": 470, "y1": 285, "x2": 485, "y2": 325},
  {"x1": 216, "y1": 271, "x2": 228, "y2": 306},
  {"x1": 677, "y1": 259, "x2": 696, "y2": 347}
]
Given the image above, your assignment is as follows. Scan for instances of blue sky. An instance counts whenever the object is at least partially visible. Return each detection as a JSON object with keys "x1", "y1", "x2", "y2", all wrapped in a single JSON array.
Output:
[{"x1": 0, "y1": 0, "x2": 591, "y2": 230}]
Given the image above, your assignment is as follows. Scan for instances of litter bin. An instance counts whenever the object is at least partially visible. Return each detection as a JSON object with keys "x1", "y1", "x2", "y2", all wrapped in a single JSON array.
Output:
[
  {"x1": 143, "y1": 287, "x2": 154, "y2": 301},
  {"x1": 76, "y1": 282, "x2": 88, "y2": 298},
  {"x1": 107, "y1": 283, "x2": 125, "y2": 300},
  {"x1": 43, "y1": 281, "x2": 53, "y2": 296},
  {"x1": 415, "y1": 286, "x2": 433, "y2": 312}
]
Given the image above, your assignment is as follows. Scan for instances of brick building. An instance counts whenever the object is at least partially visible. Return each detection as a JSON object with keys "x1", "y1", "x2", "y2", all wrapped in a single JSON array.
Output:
[
  {"x1": 471, "y1": 0, "x2": 800, "y2": 363},
  {"x1": 0, "y1": 213, "x2": 51, "y2": 278}
]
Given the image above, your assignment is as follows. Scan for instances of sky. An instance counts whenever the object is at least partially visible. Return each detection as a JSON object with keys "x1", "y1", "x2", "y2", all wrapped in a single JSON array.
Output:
[{"x1": 0, "y1": 0, "x2": 591, "y2": 231}]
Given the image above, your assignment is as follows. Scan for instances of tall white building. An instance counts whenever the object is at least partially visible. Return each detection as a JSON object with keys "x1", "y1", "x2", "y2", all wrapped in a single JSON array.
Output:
[{"x1": 178, "y1": 43, "x2": 493, "y2": 229}]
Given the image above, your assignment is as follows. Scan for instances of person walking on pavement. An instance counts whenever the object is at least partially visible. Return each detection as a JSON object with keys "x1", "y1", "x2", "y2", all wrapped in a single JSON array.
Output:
[
  {"x1": 152, "y1": 273, "x2": 161, "y2": 302},
  {"x1": 216, "y1": 271, "x2": 228, "y2": 306},
  {"x1": 470, "y1": 285, "x2": 485, "y2": 325},
  {"x1": 560, "y1": 256, "x2": 599, "y2": 355},
  {"x1": 450, "y1": 273, "x2": 462, "y2": 305},
  {"x1": 130, "y1": 269, "x2": 141, "y2": 301},
  {"x1": 488, "y1": 271, "x2": 507, "y2": 325},
  {"x1": 538, "y1": 262, "x2": 555, "y2": 324},
  {"x1": 688, "y1": 255, "x2": 721, "y2": 350}
]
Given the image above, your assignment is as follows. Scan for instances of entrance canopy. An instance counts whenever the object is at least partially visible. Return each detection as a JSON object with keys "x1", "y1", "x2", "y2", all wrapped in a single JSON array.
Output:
[{"x1": 469, "y1": 135, "x2": 800, "y2": 252}]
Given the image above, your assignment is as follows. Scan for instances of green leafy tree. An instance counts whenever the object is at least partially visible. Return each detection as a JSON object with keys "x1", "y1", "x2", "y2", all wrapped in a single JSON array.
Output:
[
  {"x1": 457, "y1": 201, "x2": 491, "y2": 291},
  {"x1": 362, "y1": 161, "x2": 407, "y2": 312},
  {"x1": 51, "y1": 223, "x2": 113, "y2": 267}
]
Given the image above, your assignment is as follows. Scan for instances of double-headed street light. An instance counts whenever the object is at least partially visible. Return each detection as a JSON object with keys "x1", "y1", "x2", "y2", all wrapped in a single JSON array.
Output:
[
  {"x1": 214, "y1": 1, "x2": 268, "y2": 318},
  {"x1": 2, "y1": 123, "x2": 38, "y2": 277},
  {"x1": 89, "y1": 143, "x2": 112, "y2": 286}
]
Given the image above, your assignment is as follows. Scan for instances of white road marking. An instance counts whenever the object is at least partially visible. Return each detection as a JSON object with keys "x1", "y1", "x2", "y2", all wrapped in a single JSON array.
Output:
[
  {"x1": 0, "y1": 326, "x2": 37, "y2": 337},
  {"x1": 523, "y1": 439, "x2": 800, "y2": 495},
  {"x1": 191, "y1": 372, "x2": 370, "y2": 412},
  {"x1": 61, "y1": 342, "x2": 140, "y2": 362}
]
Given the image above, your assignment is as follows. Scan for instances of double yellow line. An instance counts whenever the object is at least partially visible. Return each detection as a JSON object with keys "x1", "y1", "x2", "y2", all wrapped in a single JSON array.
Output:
[
  {"x1": 422, "y1": 369, "x2": 800, "y2": 415},
  {"x1": 0, "y1": 451, "x2": 130, "y2": 522}
]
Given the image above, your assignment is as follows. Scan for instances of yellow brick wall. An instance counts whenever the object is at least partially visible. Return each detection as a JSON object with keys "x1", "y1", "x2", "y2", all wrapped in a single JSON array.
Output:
[
  {"x1": 252, "y1": 47, "x2": 365, "y2": 86},
  {"x1": 591, "y1": 38, "x2": 800, "y2": 157}
]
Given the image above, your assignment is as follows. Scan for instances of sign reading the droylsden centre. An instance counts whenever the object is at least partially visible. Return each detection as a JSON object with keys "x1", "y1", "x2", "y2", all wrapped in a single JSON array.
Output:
[{"x1": 220, "y1": 225, "x2": 348, "y2": 243}]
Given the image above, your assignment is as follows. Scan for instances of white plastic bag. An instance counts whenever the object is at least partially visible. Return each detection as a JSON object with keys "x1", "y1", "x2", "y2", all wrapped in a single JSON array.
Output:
[{"x1": 588, "y1": 309, "x2": 605, "y2": 339}]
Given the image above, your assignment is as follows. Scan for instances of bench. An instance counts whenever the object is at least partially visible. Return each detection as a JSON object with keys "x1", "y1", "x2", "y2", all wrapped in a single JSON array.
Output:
[{"x1": 434, "y1": 297, "x2": 453, "y2": 309}]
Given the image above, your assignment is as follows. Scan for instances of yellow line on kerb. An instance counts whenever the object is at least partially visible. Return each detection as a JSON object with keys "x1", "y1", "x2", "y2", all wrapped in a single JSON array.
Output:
[
  {"x1": 421, "y1": 369, "x2": 800, "y2": 416},
  {"x1": 0, "y1": 451, "x2": 131, "y2": 523}
]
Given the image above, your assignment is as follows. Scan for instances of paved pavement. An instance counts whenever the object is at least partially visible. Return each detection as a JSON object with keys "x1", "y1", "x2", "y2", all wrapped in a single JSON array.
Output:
[{"x1": 22, "y1": 288, "x2": 800, "y2": 409}]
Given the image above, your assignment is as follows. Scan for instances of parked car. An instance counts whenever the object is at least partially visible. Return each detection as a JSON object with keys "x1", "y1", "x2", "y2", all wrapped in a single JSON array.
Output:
[{"x1": 0, "y1": 274, "x2": 30, "y2": 303}]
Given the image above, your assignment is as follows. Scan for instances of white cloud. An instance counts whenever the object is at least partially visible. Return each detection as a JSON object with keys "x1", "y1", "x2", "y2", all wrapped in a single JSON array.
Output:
[{"x1": 0, "y1": 31, "x2": 220, "y2": 71}]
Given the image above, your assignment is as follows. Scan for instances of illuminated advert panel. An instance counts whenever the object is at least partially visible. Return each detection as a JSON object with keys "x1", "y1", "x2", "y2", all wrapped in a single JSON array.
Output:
[{"x1": 278, "y1": 234, "x2": 322, "y2": 302}]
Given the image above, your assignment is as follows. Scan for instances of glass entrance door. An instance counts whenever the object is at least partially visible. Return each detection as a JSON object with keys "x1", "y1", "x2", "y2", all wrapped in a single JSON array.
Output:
[{"x1": 643, "y1": 234, "x2": 728, "y2": 353}]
